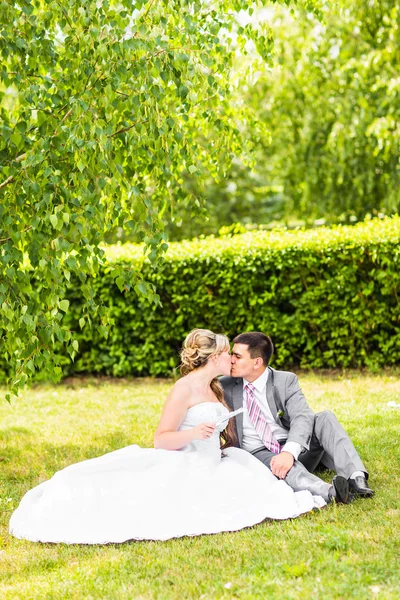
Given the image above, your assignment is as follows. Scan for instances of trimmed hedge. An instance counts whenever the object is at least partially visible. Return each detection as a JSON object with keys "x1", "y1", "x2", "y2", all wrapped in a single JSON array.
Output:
[{"x1": 55, "y1": 216, "x2": 400, "y2": 377}]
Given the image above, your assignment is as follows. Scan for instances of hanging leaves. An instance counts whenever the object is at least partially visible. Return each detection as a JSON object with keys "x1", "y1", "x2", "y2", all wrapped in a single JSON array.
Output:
[{"x1": 0, "y1": 0, "x2": 323, "y2": 397}]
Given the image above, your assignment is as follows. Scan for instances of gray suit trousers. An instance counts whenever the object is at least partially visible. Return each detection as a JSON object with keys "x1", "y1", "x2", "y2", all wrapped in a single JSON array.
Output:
[{"x1": 251, "y1": 410, "x2": 367, "y2": 502}]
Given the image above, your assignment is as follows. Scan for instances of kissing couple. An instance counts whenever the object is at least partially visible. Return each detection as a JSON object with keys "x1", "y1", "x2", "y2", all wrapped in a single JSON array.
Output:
[{"x1": 10, "y1": 329, "x2": 373, "y2": 544}]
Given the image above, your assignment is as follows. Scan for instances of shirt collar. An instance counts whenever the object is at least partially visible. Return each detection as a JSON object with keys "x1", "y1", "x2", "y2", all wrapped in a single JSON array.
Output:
[{"x1": 243, "y1": 368, "x2": 269, "y2": 392}]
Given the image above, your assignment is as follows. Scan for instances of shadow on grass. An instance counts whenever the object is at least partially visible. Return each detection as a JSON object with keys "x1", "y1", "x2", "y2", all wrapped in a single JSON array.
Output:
[
  {"x1": 2, "y1": 412, "x2": 399, "y2": 489},
  {"x1": 0, "y1": 427, "x2": 137, "y2": 490}
]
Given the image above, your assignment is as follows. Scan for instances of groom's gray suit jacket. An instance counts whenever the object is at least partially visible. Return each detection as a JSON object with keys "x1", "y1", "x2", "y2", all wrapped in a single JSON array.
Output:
[
  {"x1": 221, "y1": 367, "x2": 368, "y2": 500},
  {"x1": 220, "y1": 367, "x2": 314, "y2": 450}
]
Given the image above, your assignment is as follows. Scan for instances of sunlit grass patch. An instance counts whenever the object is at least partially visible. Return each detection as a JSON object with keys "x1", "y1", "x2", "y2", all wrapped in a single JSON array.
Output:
[{"x1": 1, "y1": 371, "x2": 399, "y2": 599}]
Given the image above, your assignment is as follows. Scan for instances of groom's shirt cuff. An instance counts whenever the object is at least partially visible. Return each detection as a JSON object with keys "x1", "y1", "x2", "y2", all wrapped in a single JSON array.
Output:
[{"x1": 281, "y1": 441, "x2": 302, "y2": 460}]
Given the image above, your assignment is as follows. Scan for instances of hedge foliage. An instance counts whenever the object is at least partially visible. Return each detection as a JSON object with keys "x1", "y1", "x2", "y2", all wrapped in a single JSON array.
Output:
[{"x1": 45, "y1": 215, "x2": 399, "y2": 378}]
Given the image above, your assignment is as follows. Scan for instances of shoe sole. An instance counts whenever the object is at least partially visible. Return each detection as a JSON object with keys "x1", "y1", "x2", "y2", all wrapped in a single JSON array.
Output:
[
  {"x1": 349, "y1": 488, "x2": 375, "y2": 498},
  {"x1": 333, "y1": 475, "x2": 350, "y2": 504}
]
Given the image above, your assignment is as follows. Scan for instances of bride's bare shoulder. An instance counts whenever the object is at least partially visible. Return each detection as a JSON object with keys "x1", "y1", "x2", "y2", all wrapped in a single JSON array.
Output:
[
  {"x1": 163, "y1": 376, "x2": 193, "y2": 410},
  {"x1": 171, "y1": 376, "x2": 192, "y2": 394}
]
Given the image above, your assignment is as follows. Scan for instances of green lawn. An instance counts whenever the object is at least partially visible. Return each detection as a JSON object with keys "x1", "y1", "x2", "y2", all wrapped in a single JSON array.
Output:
[{"x1": 1, "y1": 371, "x2": 400, "y2": 600}]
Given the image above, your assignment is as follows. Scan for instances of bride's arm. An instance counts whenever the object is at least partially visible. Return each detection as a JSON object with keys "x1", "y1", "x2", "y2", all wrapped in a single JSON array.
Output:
[{"x1": 154, "y1": 382, "x2": 215, "y2": 450}]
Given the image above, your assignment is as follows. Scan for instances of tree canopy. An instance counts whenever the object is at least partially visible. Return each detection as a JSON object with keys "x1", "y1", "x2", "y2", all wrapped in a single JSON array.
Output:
[
  {"x1": 252, "y1": 0, "x2": 400, "y2": 222},
  {"x1": 1, "y1": 0, "x2": 325, "y2": 398},
  {"x1": 134, "y1": 0, "x2": 399, "y2": 240}
]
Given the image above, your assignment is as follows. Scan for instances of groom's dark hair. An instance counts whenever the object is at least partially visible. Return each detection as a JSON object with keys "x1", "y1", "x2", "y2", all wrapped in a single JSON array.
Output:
[{"x1": 233, "y1": 332, "x2": 274, "y2": 365}]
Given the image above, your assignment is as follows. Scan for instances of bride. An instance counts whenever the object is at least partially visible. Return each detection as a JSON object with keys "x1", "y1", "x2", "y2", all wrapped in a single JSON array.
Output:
[{"x1": 10, "y1": 329, "x2": 325, "y2": 544}]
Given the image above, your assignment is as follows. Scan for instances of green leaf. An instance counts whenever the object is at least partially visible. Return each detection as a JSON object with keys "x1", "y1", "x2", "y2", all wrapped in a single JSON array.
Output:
[
  {"x1": 11, "y1": 131, "x2": 23, "y2": 147},
  {"x1": 59, "y1": 299, "x2": 70, "y2": 312},
  {"x1": 50, "y1": 215, "x2": 59, "y2": 229},
  {"x1": 98, "y1": 325, "x2": 109, "y2": 338},
  {"x1": 137, "y1": 281, "x2": 147, "y2": 295}
]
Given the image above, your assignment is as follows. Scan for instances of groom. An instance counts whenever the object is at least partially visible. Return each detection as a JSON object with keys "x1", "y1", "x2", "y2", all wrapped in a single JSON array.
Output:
[{"x1": 220, "y1": 332, "x2": 374, "y2": 504}]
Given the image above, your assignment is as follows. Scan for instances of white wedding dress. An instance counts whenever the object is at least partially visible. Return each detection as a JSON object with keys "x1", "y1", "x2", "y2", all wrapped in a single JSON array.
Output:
[{"x1": 10, "y1": 402, "x2": 325, "y2": 544}]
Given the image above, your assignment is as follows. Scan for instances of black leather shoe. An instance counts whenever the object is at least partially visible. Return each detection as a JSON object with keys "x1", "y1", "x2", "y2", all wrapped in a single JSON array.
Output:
[
  {"x1": 348, "y1": 476, "x2": 374, "y2": 497},
  {"x1": 329, "y1": 475, "x2": 352, "y2": 504}
]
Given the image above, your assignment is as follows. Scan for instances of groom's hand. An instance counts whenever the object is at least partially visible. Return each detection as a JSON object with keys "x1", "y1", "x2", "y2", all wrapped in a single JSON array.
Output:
[{"x1": 270, "y1": 451, "x2": 294, "y2": 479}]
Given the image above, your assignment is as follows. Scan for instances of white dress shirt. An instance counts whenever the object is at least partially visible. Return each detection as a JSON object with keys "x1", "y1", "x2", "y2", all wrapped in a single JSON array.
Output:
[{"x1": 242, "y1": 369, "x2": 302, "y2": 460}]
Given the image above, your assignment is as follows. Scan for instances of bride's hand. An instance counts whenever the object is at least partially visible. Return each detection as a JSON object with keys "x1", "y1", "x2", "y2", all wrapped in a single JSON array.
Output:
[{"x1": 192, "y1": 422, "x2": 216, "y2": 440}]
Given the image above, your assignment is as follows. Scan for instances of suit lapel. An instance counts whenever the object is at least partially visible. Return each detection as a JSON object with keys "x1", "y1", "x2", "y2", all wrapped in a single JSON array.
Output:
[
  {"x1": 232, "y1": 378, "x2": 244, "y2": 446},
  {"x1": 266, "y1": 368, "x2": 279, "y2": 423}
]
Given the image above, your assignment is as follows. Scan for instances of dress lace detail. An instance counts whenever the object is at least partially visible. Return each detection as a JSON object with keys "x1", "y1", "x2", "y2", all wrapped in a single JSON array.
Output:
[{"x1": 9, "y1": 402, "x2": 325, "y2": 544}]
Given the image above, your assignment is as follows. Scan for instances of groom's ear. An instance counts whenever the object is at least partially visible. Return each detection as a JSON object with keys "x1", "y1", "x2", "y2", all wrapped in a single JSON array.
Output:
[{"x1": 254, "y1": 356, "x2": 264, "y2": 369}]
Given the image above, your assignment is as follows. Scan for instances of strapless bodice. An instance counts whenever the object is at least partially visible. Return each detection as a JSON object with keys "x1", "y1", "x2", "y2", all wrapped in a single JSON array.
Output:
[{"x1": 178, "y1": 402, "x2": 229, "y2": 457}]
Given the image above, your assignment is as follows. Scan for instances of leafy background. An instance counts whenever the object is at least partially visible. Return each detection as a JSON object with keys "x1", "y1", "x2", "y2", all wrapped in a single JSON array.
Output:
[
  {"x1": 16, "y1": 216, "x2": 396, "y2": 380},
  {"x1": 1, "y1": 0, "x2": 400, "y2": 393}
]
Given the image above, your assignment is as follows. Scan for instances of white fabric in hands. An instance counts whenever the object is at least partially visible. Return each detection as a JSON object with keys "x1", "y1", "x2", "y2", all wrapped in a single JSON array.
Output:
[
  {"x1": 214, "y1": 406, "x2": 245, "y2": 428},
  {"x1": 9, "y1": 402, "x2": 325, "y2": 544}
]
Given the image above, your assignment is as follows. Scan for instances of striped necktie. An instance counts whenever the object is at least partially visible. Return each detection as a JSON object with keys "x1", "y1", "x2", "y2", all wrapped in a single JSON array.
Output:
[{"x1": 245, "y1": 382, "x2": 281, "y2": 454}]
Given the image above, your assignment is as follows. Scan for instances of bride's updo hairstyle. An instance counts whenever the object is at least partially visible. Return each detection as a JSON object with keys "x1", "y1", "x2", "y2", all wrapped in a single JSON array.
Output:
[
  {"x1": 180, "y1": 329, "x2": 237, "y2": 449},
  {"x1": 180, "y1": 329, "x2": 229, "y2": 376}
]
